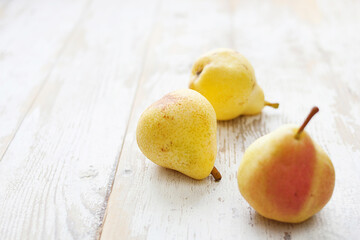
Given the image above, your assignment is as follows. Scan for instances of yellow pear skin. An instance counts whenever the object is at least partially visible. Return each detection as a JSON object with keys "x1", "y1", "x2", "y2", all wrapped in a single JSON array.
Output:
[
  {"x1": 136, "y1": 89, "x2": 218, "y2": 180},
  {"x1": 237, "y1": 108, "x2": 335, "y2": 223},
  {"x1": 189, "y1": 48, "x2": 278, "y2": 120}
]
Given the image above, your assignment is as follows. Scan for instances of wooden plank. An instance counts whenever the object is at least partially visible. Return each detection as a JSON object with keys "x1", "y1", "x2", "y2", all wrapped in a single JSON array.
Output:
[
  {"x1": 0, "y1": 0, "x2": 88, "y2": 159},
  {"x1": 99, "y1": 0, "x2": 235, "y2": 239},
  {"x1": 227, "y1": 1, "x2": 360, "y2": 239},
  {"x1": 0, "y1": 0, "x2": 159, "y2": 239},
  {"x1": 101, "y1": 0, "x2": 360, "y2": 239}
]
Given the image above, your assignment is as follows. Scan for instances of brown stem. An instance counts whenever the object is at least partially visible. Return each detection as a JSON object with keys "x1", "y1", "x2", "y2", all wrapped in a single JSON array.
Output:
[
  {"x1": 264, "y1": 101, "x2": 279, "y2": 109},
  {"x1": 295, "y1": 107, "x2": 319, "y2": 140},
  {"x1": 211, "y1": 166, "x2": 222, "y2": 181}
]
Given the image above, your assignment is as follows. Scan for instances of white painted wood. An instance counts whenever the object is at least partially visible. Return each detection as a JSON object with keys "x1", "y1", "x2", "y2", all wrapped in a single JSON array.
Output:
[
  {"x1": 0, "y1": 0, "x2": 88, "y2": 159},
  {"x1": 1, "y1": 0, "x2": 360, "y2": 239},
  {"x1": 100, "y1": 0, "x2": 235, "y2": 237},
  {"x1": 0, "y1": 0, "x2": 159, "y2": 239},
  {"x1": 101, "y1": 0, "x2": 360, "y2": 239}
]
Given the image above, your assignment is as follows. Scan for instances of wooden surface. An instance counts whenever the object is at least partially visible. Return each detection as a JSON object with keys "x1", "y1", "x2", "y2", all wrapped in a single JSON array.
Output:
[{"x1": 0, "y1": 0, "x2": 359, "y2": 239}]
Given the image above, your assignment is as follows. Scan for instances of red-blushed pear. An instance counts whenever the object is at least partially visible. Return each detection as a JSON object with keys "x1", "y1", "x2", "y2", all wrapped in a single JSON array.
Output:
[{"x1": 237, "y1": 107, "x2": 335, "y2": 223}]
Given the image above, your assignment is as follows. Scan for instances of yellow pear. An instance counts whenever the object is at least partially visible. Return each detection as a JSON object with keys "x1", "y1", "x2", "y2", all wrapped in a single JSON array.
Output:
[
  {"x1": 136, "y1": 89, "x2": 221, "y2": 180},
  {"x1": 189, "y1": 48, "x2": 278, "y2": 120},
  {"x1": 237, "y1": 107, "x2": 335, "y2": 223}
]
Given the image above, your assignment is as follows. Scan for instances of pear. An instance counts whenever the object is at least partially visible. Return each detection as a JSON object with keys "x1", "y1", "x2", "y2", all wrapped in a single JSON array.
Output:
[
  {"x1": 136, "y1": 89, "x2": 221, "y2": 181},
  {"x1": 189, "y1": 48, "x2": 278, "y2": 120},
  {"x1": 237, "y1": 107, "x2": 335, "y2": 223}
]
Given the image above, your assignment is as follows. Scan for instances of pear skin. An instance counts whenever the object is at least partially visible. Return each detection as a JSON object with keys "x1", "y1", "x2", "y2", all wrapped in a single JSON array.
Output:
[
  {"x1": 237, "y1": 109, "x2": 335, "y2": 223},
  {"x1": 136, "y1": 89, "x2": 220, "y2": 180},
  {"x1": 189, "y1": 48, "x2": 278, "y2": 120}
]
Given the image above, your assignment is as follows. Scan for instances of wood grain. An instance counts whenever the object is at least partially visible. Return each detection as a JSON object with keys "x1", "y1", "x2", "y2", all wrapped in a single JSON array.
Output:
[
  {"x1": 99, "y1": 0, "x2": 235, "y2": 238},
  {"x1": 100, "y1": 0, "x2": 360, "y2": 239},
  {"x1": 0, "y1": 0, "x2": 88, "y2": 161},
  {"x1": 0, "y1": 0, "x2": 159, "y2": 239},
  {"x1": 0, "y1": 0, "x2": 359, "y2": 239}
]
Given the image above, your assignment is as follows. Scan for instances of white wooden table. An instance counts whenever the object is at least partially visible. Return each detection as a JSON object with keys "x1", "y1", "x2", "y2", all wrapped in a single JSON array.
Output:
[{"x1": 1, "y1": 0, "x2": 360, "y2": 239}]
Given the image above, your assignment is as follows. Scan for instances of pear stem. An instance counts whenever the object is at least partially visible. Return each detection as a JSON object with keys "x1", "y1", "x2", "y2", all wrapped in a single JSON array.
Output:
[
  {"x1": 295, "y1": 107, "x2": 319, "y2": 140},
  {"x1": 264, "y1": 101, "x2": 279, "y2": 109},
  {"x1": 211, "y1": 166, "x2": 222, "y2": 181}
]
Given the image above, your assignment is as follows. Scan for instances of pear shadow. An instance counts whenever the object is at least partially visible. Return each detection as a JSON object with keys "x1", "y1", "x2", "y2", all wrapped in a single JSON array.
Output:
[
  {"x1": 254, "y1": 210, "x2": 318, "y2": 226},
  {"x1": 251, "y1": 210, "x2": 318, "y2": 238},
  {"x1": 149, "y1": 165, "x2": 220, "y2": 204},
  {"x1": 154, "y1": 165, "x2": 212, "y2": 185}
]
